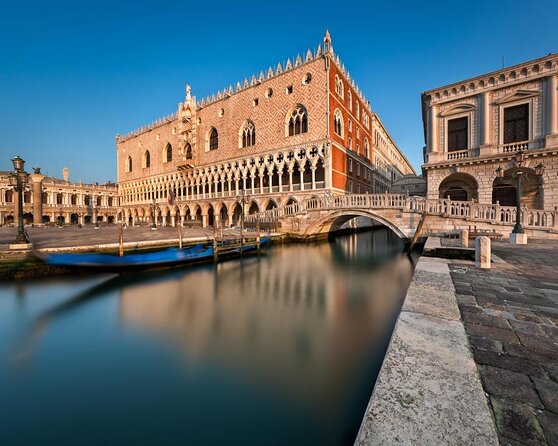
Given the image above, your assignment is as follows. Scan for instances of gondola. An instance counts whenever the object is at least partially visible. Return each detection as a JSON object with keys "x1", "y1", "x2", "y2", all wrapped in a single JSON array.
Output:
[{"x1": 37, "y1": 237, "x2": 270, "y2": 273}]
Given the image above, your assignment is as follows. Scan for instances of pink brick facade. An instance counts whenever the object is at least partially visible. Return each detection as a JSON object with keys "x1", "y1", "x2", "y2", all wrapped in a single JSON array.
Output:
[{"x1": 116, "y1": 33, "x2": 414, "y2": 227}]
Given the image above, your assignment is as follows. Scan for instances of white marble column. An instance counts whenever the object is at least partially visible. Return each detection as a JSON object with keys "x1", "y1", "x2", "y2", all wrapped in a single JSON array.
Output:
[
  {"x1": 428, "y1": 104, "x2": 438, "y2": 153},
  {"x1": 548, "y1": 75, "x2": 557, "y2": 135},
  {"x1": 481, "y1": 92, "x2": 491, "y2": 146}
]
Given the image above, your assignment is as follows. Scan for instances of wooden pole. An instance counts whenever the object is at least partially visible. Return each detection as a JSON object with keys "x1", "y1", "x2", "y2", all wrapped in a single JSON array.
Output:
[
  {"x1": 213, "y1": 224, "x2": 218, "y2": 263},
  {"x1": 118, "y1": 222, "x2": 124, "y2": 257},
  {"x1": 256, "y1": 217, "x2": 261, "y2": 255},
  {"x1": 407, "y1": 211, "x2": 427, "y2": 254},
  {"x1": 178, "y1": 221, "x2": 183, "y2": 250}
]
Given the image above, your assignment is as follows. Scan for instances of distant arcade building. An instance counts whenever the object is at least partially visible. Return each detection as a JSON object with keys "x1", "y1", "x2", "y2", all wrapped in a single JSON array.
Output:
[
  {"x1": 422, "y1": 53, "x2": 558, "y2": 209},
  {"x1": 0, "y1": 168, "x2": 119, "y2": 226},
  {"x1": 116, "y1": 32, "x2": 415, "y2": 227}
]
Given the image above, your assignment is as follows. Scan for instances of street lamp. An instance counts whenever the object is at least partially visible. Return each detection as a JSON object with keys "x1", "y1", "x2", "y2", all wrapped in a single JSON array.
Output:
[
  {"x1": 8, "y1": 156, "x2": 30, "y2": 244},
  {"x1": 512, "y1": 151, "x2": 525, "y2": 235},
  {"x1": 236, "y1": 189, "x2": 250, "y2": 243},
  {"x1": 151, "y1": 198, "x2": 158, "y2": 230}
]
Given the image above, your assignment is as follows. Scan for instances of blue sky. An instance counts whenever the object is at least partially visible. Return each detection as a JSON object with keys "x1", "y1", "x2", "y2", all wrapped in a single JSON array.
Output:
[{"x1": 1, "y1": 0, "x2": 557, "y2": 182}]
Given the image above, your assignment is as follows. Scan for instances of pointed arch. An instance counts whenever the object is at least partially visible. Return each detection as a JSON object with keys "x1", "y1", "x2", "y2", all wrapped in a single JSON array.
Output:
[
  {"x1": 286, "y1": 104, "x2": 308, "y2": 136},
  {"x1": 207, "y1": 128, "x2": 219, "y2": 150},
  {"x1": 333, "y1": 109, "x2": 343, "y2": 137},
  {"x1": 185, "y1": 143, "x2": 193, "y2": 160},
  {"x1": 126, "y1": 156, "x2": 133, "y2": 172},
  {"x1": 143, "y1": 150, "x2": 151, "y2": 168},
  {"x1": 164, "y1": 142, "x2": 173, "y2": 162},
  {"x1": 240, "y1": 120, "x2": 256, "y2": 148}
]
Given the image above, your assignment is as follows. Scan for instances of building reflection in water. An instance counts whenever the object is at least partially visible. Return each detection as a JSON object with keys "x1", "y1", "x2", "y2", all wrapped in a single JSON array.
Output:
[{"x1": 118, "y1": 228, "x2": 412, "y2": 425}]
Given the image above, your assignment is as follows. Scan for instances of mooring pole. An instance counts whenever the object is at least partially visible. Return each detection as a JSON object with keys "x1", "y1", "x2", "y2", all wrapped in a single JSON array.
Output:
[
  {"x1": 213, "y1": 224, "x2": 218, "y2": 263},
  {"x1": 256, "y1": 217, "x2": 261, "y2": 255},
  {"x1": 118, "y1": 222, "x2": 124, "y2": 257},
  {"x1": 178, "y1": 221, "x2": 183, "y2": 250}
]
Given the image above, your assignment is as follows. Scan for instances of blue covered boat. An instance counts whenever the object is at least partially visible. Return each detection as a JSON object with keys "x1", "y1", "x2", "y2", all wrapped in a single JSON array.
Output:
[{"x1": 39, "y1": 237, "x2": 270, "y2": 272}]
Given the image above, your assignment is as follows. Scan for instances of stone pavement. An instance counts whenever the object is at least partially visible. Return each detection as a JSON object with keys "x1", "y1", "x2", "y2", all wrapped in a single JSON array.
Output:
[
  {"x1": 450, "y1": 240, "x2": 558, "y2": 445},
  {"x1": 356, "y1": 256, "x2": 498, "y2": 445},
  {"x1": 0, "y1": 225, "x2": 242, "y2": 251}
]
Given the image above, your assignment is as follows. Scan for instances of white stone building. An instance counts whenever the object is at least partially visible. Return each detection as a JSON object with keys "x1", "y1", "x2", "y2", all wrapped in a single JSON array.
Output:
[{"x1": 422, "y1": 53, "x2": 558, "y2": 209}]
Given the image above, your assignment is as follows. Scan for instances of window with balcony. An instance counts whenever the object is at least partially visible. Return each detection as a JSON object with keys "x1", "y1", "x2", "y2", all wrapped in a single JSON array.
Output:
[
  {"x1": 504, "y1": 104, "x2": 529, "y2": 144},
  {"x1": 447, "y1": 117, "x2": 468, "y2": 151}
]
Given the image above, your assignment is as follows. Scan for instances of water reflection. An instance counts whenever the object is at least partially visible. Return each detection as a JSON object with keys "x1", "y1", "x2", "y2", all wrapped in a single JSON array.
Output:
[{"x1": 0, "y1": 229, "x2": 413, "y2": 446}]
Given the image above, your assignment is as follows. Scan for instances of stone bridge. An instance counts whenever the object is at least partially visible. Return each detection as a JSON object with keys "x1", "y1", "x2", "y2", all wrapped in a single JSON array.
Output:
[{"x1": 246, "y1": 193, "x2": 558, "y2": 240}]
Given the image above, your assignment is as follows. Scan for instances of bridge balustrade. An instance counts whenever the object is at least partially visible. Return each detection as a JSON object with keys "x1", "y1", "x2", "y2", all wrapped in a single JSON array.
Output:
[{"x1": 243, "y1": 193, "x2": 558, "y2": 231}]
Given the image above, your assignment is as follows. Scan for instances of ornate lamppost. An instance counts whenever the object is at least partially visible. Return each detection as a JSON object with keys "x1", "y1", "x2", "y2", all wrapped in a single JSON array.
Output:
[
  {"x1": 236, "y1": 189, "x2": 250, "y2": 243},
  {"x1": 8, "y1": 156, "x2": 30, "y2": 244},
  {"x1": 151, "y1": 198, "x2": 158, "y2": 230}
]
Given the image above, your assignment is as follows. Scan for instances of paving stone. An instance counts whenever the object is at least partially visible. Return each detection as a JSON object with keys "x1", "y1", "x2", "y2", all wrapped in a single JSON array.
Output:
[
  {"x1": 537, "y1": 411, "x2": 558, "y2": 445},
  {"x1": 472, "y1": 349, "x2": 545, "y2": 378},
  {"x1": 504, "y1": 343, "x2": 558, "y2": 368},
  {"x1": 491, "y1": 397, "x2": 547, "y2": 446},
  {"x1": 532, "y1": 377, "x2": 558, "y2": 414},
  {"x1": 510, "y1": 319, "x2": 549, "y2": 337},
  {"x1": 479, "y1": 366, "x2": 543, "y2": 408},
  {"x1": 465, "y1": 323, "x2": 520, "y2": 344},
  {"x1": 462, "y1": 312, "x2": 511, "y2": 329},
  {"x1": 515, "y1": 331, "x2": 558, "y2": 355},
  {"x1": 456, "y1": 294, "x2": 477, "y2": 305},
  {"x1": 469, "y1": 335, "x2": 504, "y2": 354},
  {"x1": 458, "y1": 303, "x2": 483, "y2": 314},
  {"x1": 545, "y1": 364, "x2": 558, "y2": 383}
]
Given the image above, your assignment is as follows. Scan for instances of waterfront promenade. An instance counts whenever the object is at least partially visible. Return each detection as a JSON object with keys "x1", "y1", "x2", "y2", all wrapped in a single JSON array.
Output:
[
  {"x1": 0, "y1": 225, "x2": 241, "y2": 252},
  {"x1": 451, "y1": 240, "x2": 558, "y2": 445}
]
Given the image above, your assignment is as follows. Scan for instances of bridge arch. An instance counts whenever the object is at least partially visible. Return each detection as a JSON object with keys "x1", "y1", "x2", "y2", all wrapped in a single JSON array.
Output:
[{"x1": 303, "y1": 209, "x2": 410, "y2": 239}]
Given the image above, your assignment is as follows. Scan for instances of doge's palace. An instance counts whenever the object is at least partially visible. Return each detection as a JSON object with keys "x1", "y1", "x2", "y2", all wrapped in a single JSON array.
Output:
[{"x1": 117, "y1": 33, "x2": 415, "y2": 228}]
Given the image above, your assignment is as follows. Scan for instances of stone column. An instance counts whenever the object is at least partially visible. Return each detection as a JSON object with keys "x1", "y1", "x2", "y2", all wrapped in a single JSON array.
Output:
[
  {"x1": 311, "y1": 166, "x2": 316, "y2": 190},
  {"x1": 548, "y1": 75, "x2": 557, "y2": 137},
  {"x1": 278, "y1": 171, "x2": 283, "y2": 192},
  {"x1": 300, "y1": 165, "x2": 304, "y2": 191},
  {"x1": 288, "y1": 169, "x2": 293, "y2": 192},
  {"x1": 428, "y1": 104, "x2": 438, "y2": 155},
  {"x1": 268, "y1": 174, "x2": 273, "y2": 193},
  {"x1": 30, "y1": 173, "x2": 45, "y2": 225},
  {"x1": 481, "y1": 92, "x2": 491, "y2": 147},
  {"x1": 475, "y1": 236, "x2": 491, "y2": 269},
  {"x1": 259, "y1": 174, "x2": 264, "y2": 195}
]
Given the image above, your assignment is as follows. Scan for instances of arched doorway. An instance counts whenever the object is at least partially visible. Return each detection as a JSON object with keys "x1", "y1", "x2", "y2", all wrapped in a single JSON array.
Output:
[
  {"x1": 42, "y1": 216, "x2": 50, "y2": 224},
  {"x1": 492, "y1": 167, "x2": 541, "y2": 208},
  {"x1": 248, "y1": 201, "x2": 259, "y2": 215},
  {"x1": 438, "y1": 173, "x2": 478, "y2": 201},
  {"x1": 231, "y1": 203, "x2": 242, "y2": 227},
  {"x1": 23, "y1": 213, "x2": 33, "y2": 224},
  {"x1": 70, "y1": 213, "x2": 79, "y2": 225},
  {"x1": 207, "y1": 205, "x2": 215, "y2": 227},
  {"x1": 219, "y1": 204, "x2": 228, "y2": 227}
]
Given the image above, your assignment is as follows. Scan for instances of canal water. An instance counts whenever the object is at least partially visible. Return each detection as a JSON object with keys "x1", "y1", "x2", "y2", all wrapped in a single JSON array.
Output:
[{"x1": 0, "y1": 229, "x2": 413, "y2": 445}]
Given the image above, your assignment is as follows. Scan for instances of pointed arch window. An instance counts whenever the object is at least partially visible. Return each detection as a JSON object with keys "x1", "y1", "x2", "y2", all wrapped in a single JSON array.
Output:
[
  {"x1": 335, "y1": 75, "x2": 344, "y2": 98},
  {"x1": 209, "y1": 128, "x2": 219, "y2": 150},
  {"x1": 165, "y1": 143, "x2": 173, "y2": 162},
  {"x1": 241, "y1": 121, "x2": 256, "y2": 147},
  {"x1": 185, "y1": 143, "x2": 192, "y2": 160},
  {"x1": 143, "y1": 150, "x2": 151, "y2": 168},
  {"x1": 364, "y1": 138, "x2": 370, "y2": 158},
  {"x1": 333, "y1": 109, "x2": 343, "y2": 137},
  {"x1": 347, "y1": 90, "x2": 352, "y2": 111},
  {"x1": 126, "y1": 156, "x2": 133, "y2": 172},
  {"x1": 288, "y1": 105, "x2": 308, "y2": 136}
]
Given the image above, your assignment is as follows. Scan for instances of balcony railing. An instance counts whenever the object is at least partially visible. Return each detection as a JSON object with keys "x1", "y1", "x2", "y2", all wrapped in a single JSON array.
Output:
[{"x1": 446, "y1": 148, "x2": 479, "y2": 160}]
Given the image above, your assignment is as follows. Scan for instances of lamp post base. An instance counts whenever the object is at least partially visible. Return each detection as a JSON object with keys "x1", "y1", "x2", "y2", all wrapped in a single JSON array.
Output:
[
  {"x1": 510, "y1": 232, "x2": 528, "y2": 245},
  {"x1": 9, "y1": 243, "x2": 33, "y2": 250}
]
